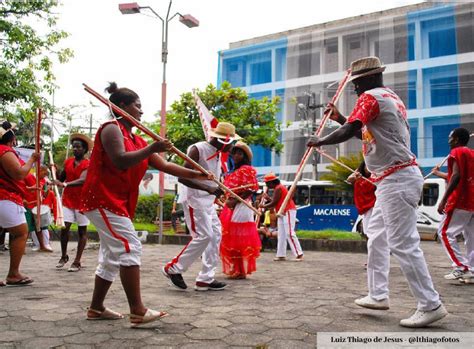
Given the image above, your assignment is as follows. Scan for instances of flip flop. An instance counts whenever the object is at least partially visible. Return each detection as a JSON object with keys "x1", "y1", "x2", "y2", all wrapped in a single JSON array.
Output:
[
  {"x1": 86, "y1": 307, "x2": 124, "y2": 320},
  {"x1": 130, "y1": 309, "x2": 169, "y2": 328},
  {"x1": 6, "y1": 277, "x2": 34, "y2": 287}
]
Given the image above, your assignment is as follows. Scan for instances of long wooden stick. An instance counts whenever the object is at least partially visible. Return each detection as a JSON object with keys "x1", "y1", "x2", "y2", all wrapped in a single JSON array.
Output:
[
  {"x1": 313, "y1": 148, "x2": 374, "y2": 185},
  {"x1": 48, "y1": 151, "x2": 65, "y2": 227},
  {"x1": 255, "y1": 186, "x2": 268, "y2": 226},
  {"x1": 82, "y1": 83, "x2": 260, "y2": 216},
  {"x1": 35, "y1": 109, "x2": 42, "y2": 232},
  {"x1": 277, "y1": 69, "x2": 352, "y2": 216}
]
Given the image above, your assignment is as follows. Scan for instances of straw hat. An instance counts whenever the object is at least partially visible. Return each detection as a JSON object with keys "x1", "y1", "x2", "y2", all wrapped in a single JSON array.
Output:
[
  {"x1": 263, "y1": 172, "x2": 279, "y2": 182},
  {"x1": 0, "y1": 120, "x2": 17, "y2": 139},
  {"x1": 349, "y1": 56, "x2": 386, "y2": 81},
  {"x1": 208, "y1": 122, "x2": 241, "y2": 143},
  {"x1": 233, "y1": 141, "x2": 253, "y2": 161},
  {"x1": 70, "y1": 133, "x2": 94, "y2": 152}
]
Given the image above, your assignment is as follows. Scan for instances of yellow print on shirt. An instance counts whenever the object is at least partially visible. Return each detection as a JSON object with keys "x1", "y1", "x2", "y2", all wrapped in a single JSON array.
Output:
[{"x1": 362, "y1": 126, "x2": 376, "y2": 155}]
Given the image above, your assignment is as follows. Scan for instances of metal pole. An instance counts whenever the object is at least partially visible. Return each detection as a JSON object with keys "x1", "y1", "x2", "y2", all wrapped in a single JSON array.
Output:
[{"x1": 158, "y1": 0, "x2": 172, "y2": 244}]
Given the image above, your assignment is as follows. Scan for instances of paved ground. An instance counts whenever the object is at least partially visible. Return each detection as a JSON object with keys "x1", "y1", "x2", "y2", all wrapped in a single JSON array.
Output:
[{"x1": 0, "y1": 241, "x2": 473, "y2": 348}]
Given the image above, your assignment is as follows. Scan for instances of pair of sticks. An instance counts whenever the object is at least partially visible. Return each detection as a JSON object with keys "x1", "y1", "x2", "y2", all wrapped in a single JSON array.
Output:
[{"x1": 83, "y1": 84, "x2": 260, "y2": 216}]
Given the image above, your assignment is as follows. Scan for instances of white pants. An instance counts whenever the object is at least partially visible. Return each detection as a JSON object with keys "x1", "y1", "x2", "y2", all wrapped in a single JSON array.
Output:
[
  {"x1": 32, "y1": 229, "x2": 50, "y2": 248},
  {"x1": 166, "y1": 203, "x2": 221, "y2": 283},
  {"x1": 437, "y1": 208, "x2": 474, "y2": 271},
  {"x1": 366, "y1": 166, "x2": 440, "y2": 311},
  {"x1": 64, "y1": 207, "x2": 89, "y2": 226},
  {"x1": 276, "y1": 209, "x2": 303, "y2": 258},
  {"x1": 0, "y1": 200, "x2": 26, "y2": 228},
  {"x1": 362, "y1": 208, "x2": 374, "y2": 239},
  {"x1": 85, "y1": 209, "x2": 142, "y2": 282}
]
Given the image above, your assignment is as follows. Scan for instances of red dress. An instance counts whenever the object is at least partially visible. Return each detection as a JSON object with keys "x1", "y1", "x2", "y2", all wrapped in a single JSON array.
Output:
[{"x1": 220, "y1": 165, "x2": 261, "y2": 277}]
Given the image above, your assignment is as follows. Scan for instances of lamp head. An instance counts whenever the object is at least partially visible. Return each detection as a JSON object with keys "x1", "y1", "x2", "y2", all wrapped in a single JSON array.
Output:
[
  {"x1": 119, "y1": 3, "x2": 141, "y2": 14},
  {"x1": 179, "y1": 14, "x2": 199, "y2": 28}
]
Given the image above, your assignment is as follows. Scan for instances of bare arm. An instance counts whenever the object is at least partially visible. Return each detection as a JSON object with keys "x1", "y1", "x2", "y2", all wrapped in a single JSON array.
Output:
[
  {"x1": 438, "y1": 160, "x2": 460, "y2": 214},
  {"x1": 101, "y1": 123, "x2": 169, "y2": 170},
  {"x1": 262, "y1": 187, "x2": 282, "y2": 210},
  {"x1": 0, "y1": 151, "x2": 39, "y2": 180},
  {"x1": 431, "y1": 166, "x2": 448, "y2": 180},
  {"x1": 308, "y1": 121, "x2": 363, "y2": 147},
  {"x1": 148, "y1": 153, "x2": 206, "y2": 180},
  {"x1": 323, "y1": 104, "x2": 362, "y2": 139}
]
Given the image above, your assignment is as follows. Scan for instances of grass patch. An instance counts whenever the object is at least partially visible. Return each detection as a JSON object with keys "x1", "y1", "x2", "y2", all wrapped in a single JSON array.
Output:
[
  {"x1": 55, "y1": 222, "x2": 161, "y2": 234},
  {"x1": 296, "y1": 229, "x2": 363, "y2": 240}
]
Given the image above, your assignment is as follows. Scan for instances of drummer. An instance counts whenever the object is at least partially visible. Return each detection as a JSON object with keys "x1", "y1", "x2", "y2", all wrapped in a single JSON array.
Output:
[
  {"x1": 24, "y1": 165, "x2": 54, "y2": 252},
  {"x1": 53, "y1": 133, "x2": 92, "y2": 272},
  {"x1": 0, "y1": 120, "x2": 39, "y2": 286}
]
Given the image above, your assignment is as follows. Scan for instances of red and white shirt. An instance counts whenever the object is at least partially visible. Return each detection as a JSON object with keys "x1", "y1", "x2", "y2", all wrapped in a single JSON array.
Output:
[
  {"x1": 80, "y1": 121, "x2": 148, "y2": 219},
  {"x1": 275, "y1": 184, "x2": 296, "y2": 214},
  {"x1": 445, "y1": 146, "x2": 474, "y2": 213},
  {"x1": 0, "y1": 145, "x2": 27, "y2": 206},
  {"x1": 348, "y1": 87, "x2": 416, "y2": 181},
  {"x1": 62, "y1": 157, "x2": 89, "y2": 210}
]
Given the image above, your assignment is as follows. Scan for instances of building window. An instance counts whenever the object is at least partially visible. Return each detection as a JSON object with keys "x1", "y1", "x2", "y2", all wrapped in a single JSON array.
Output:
[
  {"x1": 432, "y1": 124, "x2": 457, "y2": 157},
  {"x1": 349, "y1": 41, "x2": 360, "y2": 50},
  {"x1": 429, "y1": 28, "x2": 457, "y2": 58},
  {"x1": 430, "y1": 76, "x2": 459, "y2": 107},
  {"x1": 223, "y1": 59, "x2": 246, "y2": 87},
  {"x1": 250, "y1": 61, "x2": 272, "y2": 85},
  {"x1": 410, "y1": 126, "x2": 418, "y2": 156},
  {"x1": 327, "y1": 42, "x2": 338, "y2": 54}
]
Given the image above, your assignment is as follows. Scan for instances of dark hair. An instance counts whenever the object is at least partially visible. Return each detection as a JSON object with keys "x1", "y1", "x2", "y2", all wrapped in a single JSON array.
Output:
[
  {"x1": 105, "y1": 82, "x2": 139, "y2": 117},
  {"x1": 71, "y1": 138, "x2": 88, "y2": 153},
  {"x1": 0, "y1": 121, "x2": 15, "y2": 144},
  {"x1": 231, "y1": 147, "x2": 251, "y2": 169},
  {"x1": 451, "y1": 127, "x2": 470, "y2": 146}
]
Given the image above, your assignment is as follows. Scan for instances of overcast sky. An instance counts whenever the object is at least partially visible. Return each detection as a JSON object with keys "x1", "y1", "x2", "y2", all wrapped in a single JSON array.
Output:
[{"x1": 53, "y1": 0, "x2": 423, "y2": 127}]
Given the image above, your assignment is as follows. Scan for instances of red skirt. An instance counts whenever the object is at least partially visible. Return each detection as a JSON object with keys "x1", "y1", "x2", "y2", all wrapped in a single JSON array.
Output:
[{"x1": 220, "y1": 206, "x2": 261, "y2": 277}]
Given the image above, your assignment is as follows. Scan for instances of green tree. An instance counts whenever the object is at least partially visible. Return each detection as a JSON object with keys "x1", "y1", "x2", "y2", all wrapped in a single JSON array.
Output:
[
  {"x1": 148, "y1": 82, "x2": 283, "y2": 159},
  {"x1": 320, "y1": 152, "x2": 364, "y2": 192},
  {"x1": 0, "y1": 1, "x2": 73, "y2": 120}
]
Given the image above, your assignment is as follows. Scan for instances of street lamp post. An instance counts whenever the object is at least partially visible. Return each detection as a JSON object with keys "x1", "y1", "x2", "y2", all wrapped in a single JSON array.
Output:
[{"x1": 119, "y1": 1, "x2": 199, "y2": 242}]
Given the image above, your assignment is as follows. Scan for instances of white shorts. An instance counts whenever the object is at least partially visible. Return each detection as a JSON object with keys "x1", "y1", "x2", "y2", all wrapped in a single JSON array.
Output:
[
  {"x1": 63, "y1": 207, "x2": 89, "y2": 226},
  {"x1": 0, "y1": 200, "x2": 26, "y2": 228},
  {"x1": 85, "y1": 208, "x2": 142, "y2": 282}
]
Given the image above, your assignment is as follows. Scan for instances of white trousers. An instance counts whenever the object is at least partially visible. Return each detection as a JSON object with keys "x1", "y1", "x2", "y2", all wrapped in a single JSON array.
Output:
[
  {"x1": 31, "y1": 229, "x2": 50, "y2": 248},
  {"x1": 276, "y1": 209, "x2": 303, "y2": 257},
  {"x1": 166, "y1": 203, "x2": 221, "y2": 283},
  {"x1": 366, "y1": 166, "x2": 440, "y2": 311},
  {"x1": 85, "y1": 209, "x2": 142, "y2": 282},
  {"x1": 437, "y1": 208, "x2": 474, "y2": 271}
]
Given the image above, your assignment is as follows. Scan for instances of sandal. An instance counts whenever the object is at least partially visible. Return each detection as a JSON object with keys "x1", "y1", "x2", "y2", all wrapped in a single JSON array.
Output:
[
  {"x1": 68, "y1": 262, "x2": 81, "y2": 272},
  {"x1": 130, "y1": 309, "x2": 169, "y2": 328},
  {"x1": 86, "y1": 307, "x2": 124, "y2": 320},
  {"x1": 56, "y1": 255, "x2": 69, "y2": 269}
]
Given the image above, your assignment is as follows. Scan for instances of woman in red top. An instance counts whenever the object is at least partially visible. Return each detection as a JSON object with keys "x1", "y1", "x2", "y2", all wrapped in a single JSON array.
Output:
[
  {"x1": 80, "y1": 83, "x2": 207, "y2": 326},
  {"x1": 220, "y1": 142, "x2": 260, "y2": 279},
  {"x1": 53, "y1": 134, "x2": 92, "y2": 272},
  {"x1": 0, "y1": 121, "x2": 39, "y2": 286}
]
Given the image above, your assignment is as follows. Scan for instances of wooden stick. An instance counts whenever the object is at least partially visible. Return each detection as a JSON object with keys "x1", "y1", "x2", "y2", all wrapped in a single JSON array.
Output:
[
  {"x1": 82, "y1": 83, "x2": 260, "y2": 216},
  {"x1": 230, "y1": 183, "x2": 255, "y2": 192},
  {"x1": 48, "y1": 151, "x2": 65, "y2": 227},
  {"x1": 313, "y1": 148, "x2": 374, "y2": 185},
  {"x1": 255, "y1": 186, "x2": 268, "y2": 226},
  {"x1": 277, "y1": 69, "x2": 352, "y2": 216},
  {"x1": 35, "y1": 109, "x2": 42, "y2": 232}
]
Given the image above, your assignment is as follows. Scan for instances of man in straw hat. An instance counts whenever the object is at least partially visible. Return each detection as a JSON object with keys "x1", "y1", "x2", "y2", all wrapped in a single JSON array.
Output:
[
  {"x1": 307, "y1": 56, "x2": 447, "y2": 327},
  {"x1": 53, "y1": 133, "x2": 93, "y2": 272},
  {"x1": 260, "y1": 173, "x2": 303, "y2": 262},
  {"x1": 162, "y1": 122, "x2": 240, "y2": 291}
]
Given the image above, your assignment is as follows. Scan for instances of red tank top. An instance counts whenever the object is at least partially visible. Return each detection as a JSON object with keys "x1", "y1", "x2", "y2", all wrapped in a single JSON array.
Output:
[
  {"x1": 62, "y1": 157, "x2": 89, "y2": 209},
  {"x1": 0, "y1": 145, "x2": 27, "y2": 206},
  {"x1": 275, "y1": 183, "x2": 296, "y2": 213},
  {"x1": 354, "y1": 179, "x2": 376, "y2": 215},
  {"x1": 446, "y1": 146, "x2": 474, "y2": 212},
  {"x1": 80, "y1": 121, "x2": 148, "y2": 218}
]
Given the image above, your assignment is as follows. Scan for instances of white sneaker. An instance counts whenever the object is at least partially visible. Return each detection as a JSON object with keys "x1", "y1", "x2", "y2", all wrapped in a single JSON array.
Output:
[
  {"x1": 354, "y1": 295, "x2": 390, "y2": 310},
  {"x1": 32, "y1": 246, "x2": 40, "y2": 252},
  {"x1": 444, "y1": 269, "x2": 470, "y2": 280},
  {"x1": 400, "y1": 304, "x2": 448, "y2": 328}
]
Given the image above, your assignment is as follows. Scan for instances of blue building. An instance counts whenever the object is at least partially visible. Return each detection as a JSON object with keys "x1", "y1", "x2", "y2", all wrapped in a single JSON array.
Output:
[{"x1": 217, "y1": 2, "x2": 474, "y2": 179}]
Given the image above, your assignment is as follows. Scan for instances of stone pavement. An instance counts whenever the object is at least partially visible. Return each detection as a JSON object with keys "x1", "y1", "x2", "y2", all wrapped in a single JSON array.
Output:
[{"x1": 0, "y1": 241, "x2": 473, "y2": 348}]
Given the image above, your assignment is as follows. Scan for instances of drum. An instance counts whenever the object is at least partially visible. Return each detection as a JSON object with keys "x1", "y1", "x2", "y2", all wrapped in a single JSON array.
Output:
[{"x1": 31, "y1": 205, "x2": 52, "y2": 228}]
